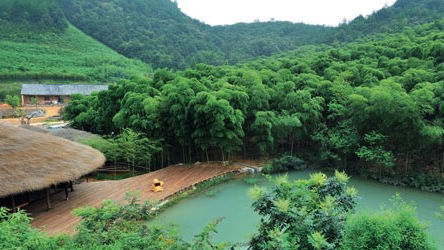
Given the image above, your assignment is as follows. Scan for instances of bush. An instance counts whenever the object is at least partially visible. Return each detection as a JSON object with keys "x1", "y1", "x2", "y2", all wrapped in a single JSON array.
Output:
[
  {"x1": 342, "y1": 195, "x2": 435, "y2": 250},
  {"x1": 263, "y1": 155, "x2": 306, "y2": 174},
  {"x1": 0, "y1": 207, "x2": 60, "y2": 249},
  {"x1": 249, "y1": 171, "x2": 357, "y2": 249}
]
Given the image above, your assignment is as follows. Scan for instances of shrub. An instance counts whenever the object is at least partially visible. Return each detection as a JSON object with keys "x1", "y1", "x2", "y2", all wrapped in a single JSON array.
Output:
[
  {"x1": 263, "y1": 155, "x2": 306, "y2": 174},
  {"x1": 0, "y1": 207, "x2": 59, "y2": 249},
  {"x1": 342, "y1": 195, "x2": 435, "y2": 250},
  {"x1": 249, "y1": 171, "x2": 357, "y2": 249}
]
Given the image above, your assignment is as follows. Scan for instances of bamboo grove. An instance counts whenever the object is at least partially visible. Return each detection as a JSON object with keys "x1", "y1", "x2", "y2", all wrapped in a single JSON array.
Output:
[{"x1": 64, "y1": 19, "x2": 444, "y2": 178}]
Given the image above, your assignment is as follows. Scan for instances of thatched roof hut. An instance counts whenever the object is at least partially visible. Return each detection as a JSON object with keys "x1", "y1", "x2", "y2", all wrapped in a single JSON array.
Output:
[{"x1": 0, "y1": 122, "x2": 105, "y2": 198}]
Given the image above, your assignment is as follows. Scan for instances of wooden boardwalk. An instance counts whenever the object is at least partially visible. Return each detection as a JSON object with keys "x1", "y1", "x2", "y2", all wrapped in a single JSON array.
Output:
[{"x1": 27, "y1": 164, "x2": 239, "y2": 235}]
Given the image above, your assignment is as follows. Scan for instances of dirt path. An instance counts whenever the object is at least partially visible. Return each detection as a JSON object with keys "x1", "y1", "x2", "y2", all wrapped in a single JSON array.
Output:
[{"x1": 28, "y1": 163, "x2": 240, "y2": 235}]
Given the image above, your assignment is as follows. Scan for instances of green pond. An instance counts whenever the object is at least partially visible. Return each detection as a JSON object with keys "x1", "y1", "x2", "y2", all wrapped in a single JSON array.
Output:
[{"x1": 154, "y1": 170, "x2": 444, "y2": 248}]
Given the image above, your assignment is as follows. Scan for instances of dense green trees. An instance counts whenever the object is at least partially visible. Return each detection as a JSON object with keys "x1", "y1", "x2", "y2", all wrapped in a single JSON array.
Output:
[
  {"x1": 64, "y1": 19, "x2": 444, "y2": 183},
  {"x1": 57, "y1": 0, "x2": 444, "y2": 69},
  {"x1": 327, "y1": 0, "x2": 444, "y2": 43},
  {"x1": 0, "y1": 0, "x2": 66, "y2": 31},
  {"x1": 59, "y1": 0, "x2": 329, "y2": 69},
  {"x1": 2, "y1": 0, "x2": 444, "y2": 80}
]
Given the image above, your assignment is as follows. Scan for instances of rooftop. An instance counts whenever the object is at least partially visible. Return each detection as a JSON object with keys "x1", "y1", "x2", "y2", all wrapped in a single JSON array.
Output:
[
  {"x1": 0, "y1": 122, "x2": 105, "y2": 198},
  {"x1": 21, "y1": 84, "x2": 108, "y2": 96}
]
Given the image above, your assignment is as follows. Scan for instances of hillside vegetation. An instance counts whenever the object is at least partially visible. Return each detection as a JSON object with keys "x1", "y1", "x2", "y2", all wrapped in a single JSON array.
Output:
[
  {"x1": 0, "y1": 0, "x2": 151, "y2": 85},
  {"x1": 65, "y1": 19, "x2": 444, "y2": 191},
  {"x1": 60, "y1": 0, "x2": 444, "y2": 69},
  {"x1": 1, "y1": 0, "x2": 444, "y2": 78},
  {"x1": 328, "y1": 0, "x2": 444, "y2": 42},
  {"x1": 60, "y1": 0, "x2": 330, "y2": 69}
]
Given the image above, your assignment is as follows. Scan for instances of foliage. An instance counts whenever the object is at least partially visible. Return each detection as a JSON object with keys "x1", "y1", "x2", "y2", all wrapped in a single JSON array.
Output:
[
  {"x1": 77, "y1": 130, "x2": 161, "y2": 174},
  {"x1": 0, "y1": 82, "x2": 21, "y2": 101},
  {"x1": 5, "y1": 94, "x2": 20, "y2": 108},
  {"x1": 0, "y1": 24, "x2": 150, "y2": 83},
  {"x1": 0, "y1": 0, "x2": 67, "y2": 32},
  {"x1": 0, "y1": 191, "x2": 229, "y2": 249},
  {"x1": 58, "y1": 0, "x2": 444, "y2": 69},
  {"x1": 249, "y1": 171, "x2": 357, "y2": 249},
  {"x1": 263, "y1": 155, "x2": 306, "y2": 174},
  {"x1": 342, "y1": 195, "x2": 436, "y2": 250},
  {"x1": 69, "y1": 192, "x2": 229, "y2": 249},
  {"x1": 0, "y1": 207, "x2": 60, "y2": 249},
  {"x1": 328, "y1": 0, "x2": 444, "y2": 43},
  {"x1": 59, "y1": 0, "x2": 329, "y2": 69},
  {"x1": 64, "y1": 18, "x2": 444, "y2": 180},
  {"x1": 364, "y1": 172, "x2": 444, "y2": 194}
]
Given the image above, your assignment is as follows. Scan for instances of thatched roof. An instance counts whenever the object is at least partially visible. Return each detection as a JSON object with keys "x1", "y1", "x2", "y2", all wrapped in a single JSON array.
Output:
[
  {"x1": 21, "y1": 84, "x2": 108, "y2": 96},
  {"x1": 0, "y1": 123, "x2": 105, "y2": 198},
  {"x1": 20, "y1": 125, "x2": 94, "y2": 142}
]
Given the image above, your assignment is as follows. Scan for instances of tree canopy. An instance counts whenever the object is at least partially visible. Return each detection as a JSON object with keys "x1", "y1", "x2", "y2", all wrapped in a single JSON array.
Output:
[{"x1": 64, "y1": 19, "x2": 444, "y2": 180}]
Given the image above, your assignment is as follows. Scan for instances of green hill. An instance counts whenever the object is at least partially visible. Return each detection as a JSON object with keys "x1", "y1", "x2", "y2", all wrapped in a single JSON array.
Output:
[
  {"x1": 0, "y1": 0, "x2": 151, "y2": 99},
  {"x1": 327, "y1": 0, "x2": 444, "y2": 42},
  {"x1": 60, "y1": 0, "x2": 330, "y2": 69},
  {"x1": 0, "y1": 0, "x2": 149, "y2": 92},
  {"x1": 0, "y1": 24, "x2": 150, "y2": 82},
  {"x1": 60, "y1": 0, "x2": 444, "y2": 69}
]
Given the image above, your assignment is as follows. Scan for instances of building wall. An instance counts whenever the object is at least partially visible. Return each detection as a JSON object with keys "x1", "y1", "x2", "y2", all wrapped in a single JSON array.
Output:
[{"x1": 22, "y1": 95, "x2": 71, "y2": 106}]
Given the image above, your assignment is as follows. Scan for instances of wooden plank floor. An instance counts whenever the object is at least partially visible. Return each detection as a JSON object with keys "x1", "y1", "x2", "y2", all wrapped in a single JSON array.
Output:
[{"x1": 27, "y1": 163, "x2": 239, "y2": 235}]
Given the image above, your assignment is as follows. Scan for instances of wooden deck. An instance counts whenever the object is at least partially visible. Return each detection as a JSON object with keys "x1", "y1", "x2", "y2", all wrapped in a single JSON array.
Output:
[{"x1": 27, "y1": 164, "x2": 239, "y2": 235}]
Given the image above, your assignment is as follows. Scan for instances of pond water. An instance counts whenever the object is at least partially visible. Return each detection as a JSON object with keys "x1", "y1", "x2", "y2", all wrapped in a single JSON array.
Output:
[{"x1": 154, "y1": 170, "x2": 444, "y2": 248}]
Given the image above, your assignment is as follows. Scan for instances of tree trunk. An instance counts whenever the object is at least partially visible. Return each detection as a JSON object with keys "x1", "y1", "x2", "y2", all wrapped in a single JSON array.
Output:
[
  {"x1": 220, "y1": 147, "x2": 225, "y2": 162},
  {"x1": 114, "y1": 158, "x2": 117, "y2": 177},
  {"x1": 167, "y1": 148, "x2": 170, "y2": 166},
  {"x1": 161, "y1": 147, "x2": 164, "y2": 168},
  {"x1": 182, "y1": 146, "x2": 185, "y2": 163},
  {"x1": 379, "y1": 165, "x2": 382, "y2": 180},
  {"x1": 189, "y1": 145, "x2": 192, "y2": 163},
  {"x1": 243, "y1": 141, "x2": 246, "y2": 160},
  {"x1": 290, "y1": 134, "x2": 294, "y2": 156},
  {"x1": 206, "y1": 149, "x2": 209, "y2": 162},
  {"x1": 441, "y1": 148, "x2": 444, "y2": 174},
  {"x1": 405, "y1": 152, "x2": 409, "y2": 176},
  {"x1": 132, "y1": 154, "x2": 135, "y2": 176}
]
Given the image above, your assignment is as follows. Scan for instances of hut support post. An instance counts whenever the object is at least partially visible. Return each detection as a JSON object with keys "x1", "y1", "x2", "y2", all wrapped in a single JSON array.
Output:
[
  {"x1": 70, "y1": 181, "x2": 74, "y2": 192},
  {"x1": 46, "y1": 188, "x2": 51, "y2": 209},
  {"x1": 11, "y1": 195, "x2": 16, "y2": 212},
  {"x1": 64, "y1": 186, "x2": 69, "y2": 201}
]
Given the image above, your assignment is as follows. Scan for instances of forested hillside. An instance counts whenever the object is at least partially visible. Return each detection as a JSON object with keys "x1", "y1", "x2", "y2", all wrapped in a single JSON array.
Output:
[
  {"x1": 64, "y1": 19, "x2": 444, "y2": 191},
  {"x1": 328, "y1": 0, "x2": 444, "y2": 42},
  {"x1": 59, "y1": 0, "x2": 330, "y2": 69},
  {"x1": 60, "y1": 0, "x2": 444, "y2": 69},
  {"x1": 2, "y1": 0, "x2": 444, "y2": 76},
  {"x1": 0, "y1": 0, "x2": 151, "y2": 84}
]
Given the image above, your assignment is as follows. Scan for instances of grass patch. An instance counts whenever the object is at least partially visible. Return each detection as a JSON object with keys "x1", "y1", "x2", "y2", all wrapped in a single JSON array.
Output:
[{"x1": 0, "y1": 24, "x2": 151, "y2": 83}]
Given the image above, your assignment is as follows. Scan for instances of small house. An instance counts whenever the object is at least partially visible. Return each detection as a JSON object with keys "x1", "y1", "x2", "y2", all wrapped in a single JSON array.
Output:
[{"x1": 21, "y1": 84, "x2": 108, "y2": 106}]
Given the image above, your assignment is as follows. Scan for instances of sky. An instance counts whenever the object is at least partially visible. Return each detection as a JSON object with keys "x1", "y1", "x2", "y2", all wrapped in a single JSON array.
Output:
[{"x1": 176, "y1": 0, "x2": 397, "y2": 26}]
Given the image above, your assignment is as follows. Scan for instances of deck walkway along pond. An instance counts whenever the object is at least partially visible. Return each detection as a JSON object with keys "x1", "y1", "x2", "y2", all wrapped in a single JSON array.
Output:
[{"x1": 27, "y1": 164, "x2": 240, "y2": 235}]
